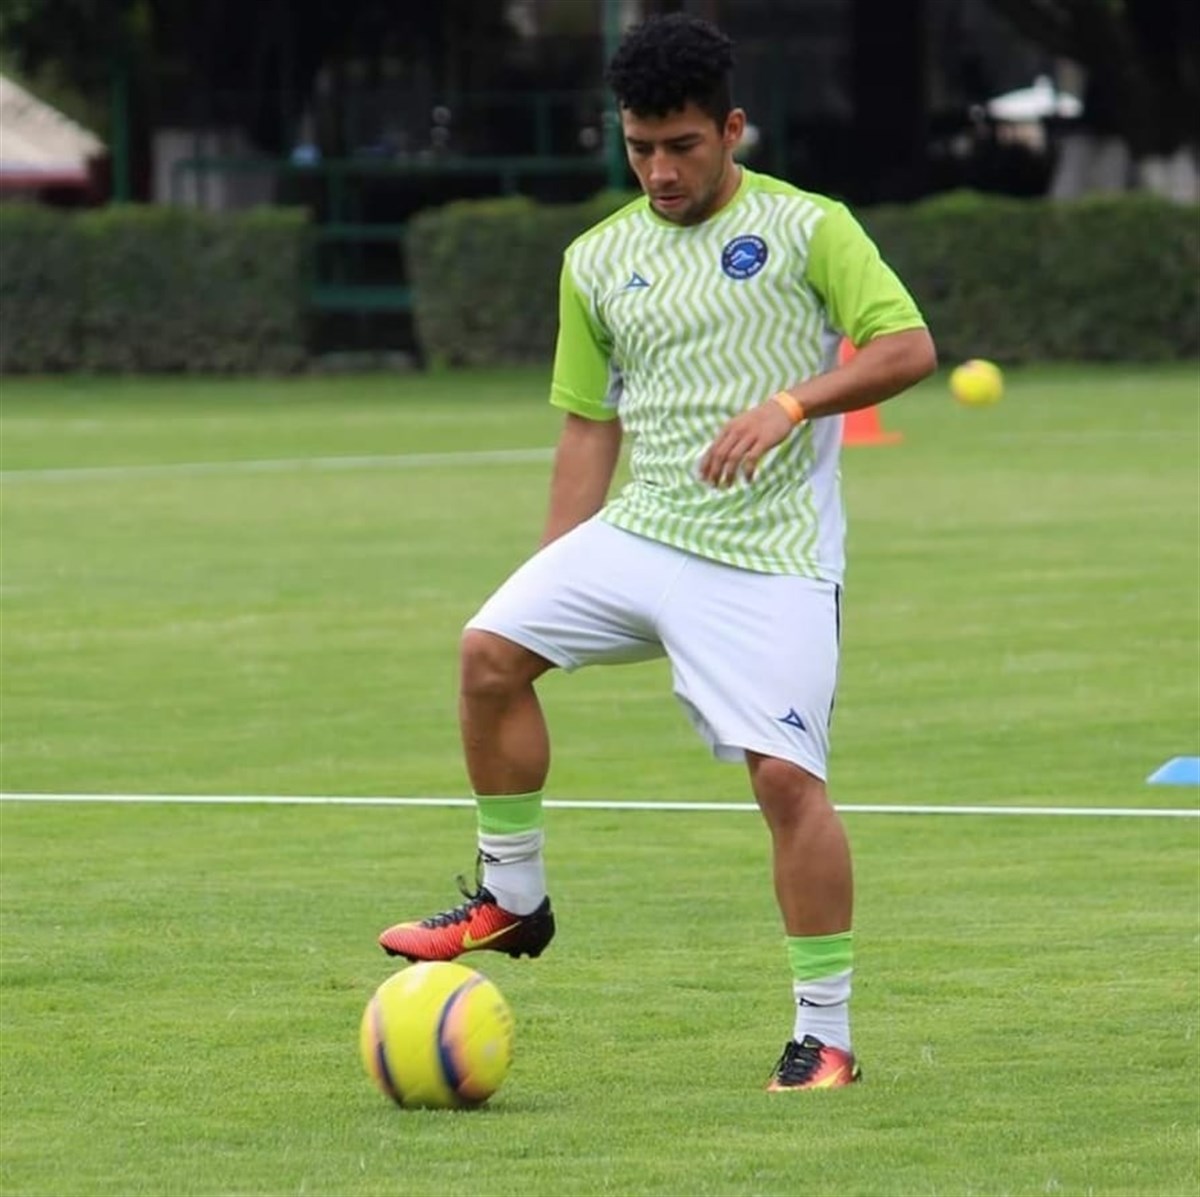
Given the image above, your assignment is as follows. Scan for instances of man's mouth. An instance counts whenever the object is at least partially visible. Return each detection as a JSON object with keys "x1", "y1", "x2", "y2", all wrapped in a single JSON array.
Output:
[{"x1": 653, "y1": 194, "x2": 686, "y2": 209}]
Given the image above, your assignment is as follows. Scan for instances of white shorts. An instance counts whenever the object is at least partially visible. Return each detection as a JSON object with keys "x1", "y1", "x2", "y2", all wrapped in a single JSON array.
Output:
[{"x1": 466, "y1": 517, "x2": 841, "y2": 779}]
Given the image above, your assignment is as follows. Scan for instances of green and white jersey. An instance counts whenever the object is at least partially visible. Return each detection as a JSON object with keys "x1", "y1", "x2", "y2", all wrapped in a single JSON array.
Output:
[{"x1": 549, "y1": 167, "x2": 926, "y2": 581}]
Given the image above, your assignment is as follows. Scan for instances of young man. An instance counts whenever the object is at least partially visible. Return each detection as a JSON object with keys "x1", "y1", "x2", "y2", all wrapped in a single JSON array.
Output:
[{"x1": 379, "y1": 13, "x2": 936, "y2": 1091}]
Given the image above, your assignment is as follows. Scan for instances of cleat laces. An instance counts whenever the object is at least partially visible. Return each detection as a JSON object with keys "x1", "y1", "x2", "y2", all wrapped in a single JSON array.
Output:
[
  {"x1": 417, "y1": 877, "x2": 492, "y2": 930},
  {"x1": 771, "y1": 1036, "x2": 826, "y2": 1086},
  {"x1": 418, "y1": 863, "x2": 493, "y2": 929}
]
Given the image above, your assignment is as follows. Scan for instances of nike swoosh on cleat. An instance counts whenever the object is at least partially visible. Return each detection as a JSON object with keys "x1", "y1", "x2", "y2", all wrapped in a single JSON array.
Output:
[{"x1": 461, "y1": 924, "x2": 520, "y2": 950}]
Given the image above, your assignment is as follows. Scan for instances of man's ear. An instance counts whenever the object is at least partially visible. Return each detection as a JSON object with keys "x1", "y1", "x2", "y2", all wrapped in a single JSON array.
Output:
[{"x1": 723, "y1": 108, "x2": 747, "y2": 150}]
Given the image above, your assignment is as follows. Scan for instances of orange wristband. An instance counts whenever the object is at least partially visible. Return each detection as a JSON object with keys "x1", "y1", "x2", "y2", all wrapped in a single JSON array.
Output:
[{"x1": 771, "y1": 391, "x2": 806, "y2": 425}]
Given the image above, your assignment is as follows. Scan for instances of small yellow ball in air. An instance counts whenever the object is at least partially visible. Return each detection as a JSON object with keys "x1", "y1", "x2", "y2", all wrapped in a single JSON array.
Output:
[{"x1": 949, "y1": 359, "x2": 1004, "y2": 406}]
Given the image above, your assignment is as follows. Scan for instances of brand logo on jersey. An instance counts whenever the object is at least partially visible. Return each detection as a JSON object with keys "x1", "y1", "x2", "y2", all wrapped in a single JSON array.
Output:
[
  {"x1": 721, "y1": 234, "x2": 768, "y2": 280},
  {"x1": 777, "y1": 707, "x2": 807, "y2": 732},
  {"x1": 622, "y1": 271, "x2": 652, "y2": 290}
]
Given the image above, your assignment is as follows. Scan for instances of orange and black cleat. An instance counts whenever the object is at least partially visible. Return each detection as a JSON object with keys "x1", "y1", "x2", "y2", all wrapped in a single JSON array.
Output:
[
  {"x1": 766, "y1": 1035, "x2": 861, "y2": 1091},
  {"x1": 378, "y1": 879, "x2": 555, "y2": 963}
]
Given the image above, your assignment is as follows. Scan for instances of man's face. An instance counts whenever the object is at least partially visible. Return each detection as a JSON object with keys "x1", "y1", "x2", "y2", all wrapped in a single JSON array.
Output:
[{"x1": 621, "y1": 102, "x2": 745, "y2": 225}]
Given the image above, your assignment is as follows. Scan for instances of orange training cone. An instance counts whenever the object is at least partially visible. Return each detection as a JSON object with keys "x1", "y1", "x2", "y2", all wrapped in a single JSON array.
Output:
[{"x1": 837, "y1": 338, "x2": 902, "y2": 446}]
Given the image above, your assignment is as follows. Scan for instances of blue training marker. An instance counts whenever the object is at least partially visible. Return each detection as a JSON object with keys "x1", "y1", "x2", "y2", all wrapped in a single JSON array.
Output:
[{"x1": 1146, "y1": 756, "x2": 1200, "y2": 786}]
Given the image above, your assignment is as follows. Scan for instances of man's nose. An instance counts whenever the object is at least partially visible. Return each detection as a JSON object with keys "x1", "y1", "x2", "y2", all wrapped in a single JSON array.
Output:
[{"x1": 647, "y1": 151, "x2": 678, "y2": 185}]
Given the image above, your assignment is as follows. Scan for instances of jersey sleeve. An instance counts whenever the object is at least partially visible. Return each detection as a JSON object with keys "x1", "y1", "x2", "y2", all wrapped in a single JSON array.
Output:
[
  {"x1": 549, "y1": 256, "x2": 620, "y2": 421},
  {"x1": 805, "y1": 203, "x2": 927, "y2": 347}
]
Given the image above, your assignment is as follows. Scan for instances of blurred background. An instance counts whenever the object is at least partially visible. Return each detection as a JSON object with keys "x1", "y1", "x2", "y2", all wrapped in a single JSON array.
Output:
[{"x1": 1, "y1": 0, "x2": 1197, "y2": 364}]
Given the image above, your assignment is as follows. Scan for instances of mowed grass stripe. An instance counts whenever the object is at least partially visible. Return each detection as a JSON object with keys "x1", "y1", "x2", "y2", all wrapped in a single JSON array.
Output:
[
  {"x1": 1, "y1": 367, "x2": 1197, "y2": 1195},
  {"x1": 1, "y1": 802, "x2": 1196, "y2": 1196},
  {"x1": 1, "y1": 366, "x2": 1195, "y2": 809},
  {"x1": 0, "y1": 446, "x2": 554, "y2": 483}
]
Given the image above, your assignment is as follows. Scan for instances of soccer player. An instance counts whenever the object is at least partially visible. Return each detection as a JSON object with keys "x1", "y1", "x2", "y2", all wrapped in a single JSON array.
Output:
[{"x1": 380, "y1": 12, "x2": 936, "y2": 1091}]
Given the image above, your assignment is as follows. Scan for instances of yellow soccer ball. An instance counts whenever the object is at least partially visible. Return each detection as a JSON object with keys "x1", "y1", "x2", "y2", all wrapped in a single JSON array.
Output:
[
  {"x1": 359, "y1": 962, "x2": 514, "y2": 1109},
  {"x1": 949, "y1": 359, "x2": 1004, "y2": 406}
]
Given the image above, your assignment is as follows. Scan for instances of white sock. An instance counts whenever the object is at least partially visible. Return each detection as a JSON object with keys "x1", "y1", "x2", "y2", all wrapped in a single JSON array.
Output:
[
  {"x1": 478, "y1": 829, "x2": 545, "y2": 915},
  {"x1": 792, "y1": 970, "x2": 853, "y2": 1052}
]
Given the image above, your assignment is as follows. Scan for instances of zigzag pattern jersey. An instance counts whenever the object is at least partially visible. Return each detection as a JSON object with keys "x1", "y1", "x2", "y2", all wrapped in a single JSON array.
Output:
[{"x1": 549, "y1": 167, "x2": 927, "y2": 581}]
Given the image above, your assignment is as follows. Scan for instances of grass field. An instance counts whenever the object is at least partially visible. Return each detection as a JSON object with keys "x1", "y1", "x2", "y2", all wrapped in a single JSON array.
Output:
[{"x1": 2, "y1": 365, "x2": 1198, "y2": 1196}]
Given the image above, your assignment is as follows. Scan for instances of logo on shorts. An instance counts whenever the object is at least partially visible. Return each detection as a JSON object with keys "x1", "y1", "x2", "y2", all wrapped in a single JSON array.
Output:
[
  {"x1": 777, "y1": 708, "x2": 807, "y2": 732},
  {"x1": 721, "y1": 235, "x2": 768, "y2": 280}
]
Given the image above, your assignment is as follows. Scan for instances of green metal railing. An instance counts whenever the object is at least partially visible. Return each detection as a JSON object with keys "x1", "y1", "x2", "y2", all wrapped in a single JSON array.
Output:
[
  {"x1": 168, "y1": 153, "x2": 607, "y2": 205},
  {"x1": 310, "y1": 222, "x2": 411, "y2": 313},
  {"x1": 169, "y1": 155, "x2": 609, "y2": 314}
]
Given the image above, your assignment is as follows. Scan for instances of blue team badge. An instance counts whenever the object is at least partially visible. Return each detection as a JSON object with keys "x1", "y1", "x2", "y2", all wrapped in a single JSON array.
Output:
[{"x1": 721, "y1": 234, "x2": 768, "y2": 280}]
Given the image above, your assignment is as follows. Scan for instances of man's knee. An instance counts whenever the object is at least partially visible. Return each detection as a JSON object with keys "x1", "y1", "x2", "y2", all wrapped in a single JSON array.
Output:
[
  {"x1": 748, "y1": 753, "x2": 829, "y2": 822},
  {"x1": 460, "y1": 628, "x2": 547, "y2": 699}
]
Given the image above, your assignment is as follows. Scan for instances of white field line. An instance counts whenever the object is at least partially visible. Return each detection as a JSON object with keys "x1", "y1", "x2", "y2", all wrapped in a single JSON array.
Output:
[
  {"x1": 988, "y1": 430, "x2": 1191, "y2": 443},
  {"x1": 0, "y1": 793, "x2": 1196, "y2": 818},
  {"x1": 0, "y1": 446, "x2": 554, "y2": 484}
]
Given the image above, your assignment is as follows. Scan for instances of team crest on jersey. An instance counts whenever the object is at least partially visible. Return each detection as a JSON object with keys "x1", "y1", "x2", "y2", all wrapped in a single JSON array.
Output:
[{"x1": 721, "y1": 234, "x2": 768, "y2": 280}]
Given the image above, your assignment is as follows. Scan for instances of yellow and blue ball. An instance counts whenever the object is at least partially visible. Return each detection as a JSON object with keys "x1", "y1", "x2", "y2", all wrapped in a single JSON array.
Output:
[{"x1": 359, "y1": 961, "x2": 514, "y2": 1109}]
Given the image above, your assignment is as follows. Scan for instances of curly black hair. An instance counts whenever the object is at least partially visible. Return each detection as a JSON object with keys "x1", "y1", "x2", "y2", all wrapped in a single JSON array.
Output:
[{"x1": 605, "y1": 12, "x2": 735, "y2": 126}]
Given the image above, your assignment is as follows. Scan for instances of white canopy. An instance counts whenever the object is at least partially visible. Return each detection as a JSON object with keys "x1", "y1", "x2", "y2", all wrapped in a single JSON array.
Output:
[
  {"x1": 0, "y1": 73, "x2": 104, "y2": 187},
  {"x1": 986, "y1": 76, "x2": 1083, "y2": 122}
]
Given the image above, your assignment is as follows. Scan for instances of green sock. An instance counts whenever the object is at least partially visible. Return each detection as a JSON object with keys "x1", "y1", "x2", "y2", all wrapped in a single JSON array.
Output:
[
  {"x1": 786, "y1": 932, "x2": 854, "y2": 1052},
  {"x1": 476, "y1": 791, "x2": 545, "y2": 915},
  {"x1": 786, "y1": 931, "x2": 853, "y2": 982},
  {"x1": 475, "y1": 790, "x2": 543, "y2": 835}
]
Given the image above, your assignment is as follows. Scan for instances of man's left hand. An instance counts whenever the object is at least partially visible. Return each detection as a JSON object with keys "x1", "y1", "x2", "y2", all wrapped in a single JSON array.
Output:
[{"x1": 699, "y1": 399, "x2": 796, "y2": 488}]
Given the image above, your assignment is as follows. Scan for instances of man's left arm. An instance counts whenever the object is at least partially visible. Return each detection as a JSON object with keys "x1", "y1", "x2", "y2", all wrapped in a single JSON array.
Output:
[
  {"x1": 780, "y1": 201, "x2": 936, "y2": 419},
  {"x1": 701, "y1": 205, "x2": 936, "y2": 487},
  {"x1": 769, "y1": 326, "x2": 936, "y2": 421}
]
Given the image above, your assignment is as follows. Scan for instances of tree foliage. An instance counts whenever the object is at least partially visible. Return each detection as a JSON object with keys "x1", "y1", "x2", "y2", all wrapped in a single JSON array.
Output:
[
  {"x1": 3, "y1": 1, "x2": 1195, "y2": 178},
  {"x1": 0, "y1": 0, "x2": 517, "y2": 151},
  {"x1": 1, "y1": 1, "x2": 142, "y2": 94},
  {"x1": 984, "y1": 0, "x2": 1200, "y2": 156}
]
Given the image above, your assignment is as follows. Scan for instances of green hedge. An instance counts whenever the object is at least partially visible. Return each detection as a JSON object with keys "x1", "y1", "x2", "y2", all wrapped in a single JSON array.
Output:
[
  {"x1": 3, "y1": 192, "x2": 1193, "y2": 372},
  {"x1": 0, "y1": 204, "x2": 83, "y2": 373},
  {"x1": 860, "y1": 191, "x2": 1200, "y2": 364},
  {"x1": 0, "y1": 205, "x2": 309, "y2": 373},
  {"x1": 407, "y1": 192, "x2": 634, "y2": 368},
  {"x1": 408, "y1": 190, "x2": 1200, "y2": 365}
]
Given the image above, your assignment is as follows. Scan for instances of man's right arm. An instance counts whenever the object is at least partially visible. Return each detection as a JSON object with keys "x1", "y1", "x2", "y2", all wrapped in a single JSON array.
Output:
[
  {"x1": 541, "y1": 413, "x2": 622, "y2": 547},
  {"x1": 542, "y1": 256, "x2": 622, "y2": 546}
]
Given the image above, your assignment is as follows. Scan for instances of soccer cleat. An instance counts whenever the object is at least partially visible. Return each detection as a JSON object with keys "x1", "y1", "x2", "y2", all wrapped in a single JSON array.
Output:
[
  {"x1": 378, "y1": 877, "x2": 555, "y2": 963},
  {"x1": 766, "y1": 1035, "x2": 861, "y2": 1091}
]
